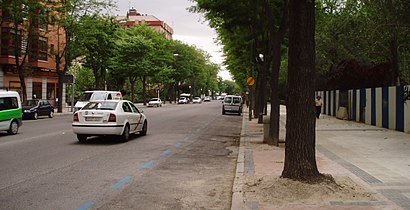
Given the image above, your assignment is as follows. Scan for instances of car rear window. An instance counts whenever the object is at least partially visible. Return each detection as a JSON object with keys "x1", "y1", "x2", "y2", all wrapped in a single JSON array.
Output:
[{"x1": 82, "y1": 101, "x2": 118, "y2": 110}]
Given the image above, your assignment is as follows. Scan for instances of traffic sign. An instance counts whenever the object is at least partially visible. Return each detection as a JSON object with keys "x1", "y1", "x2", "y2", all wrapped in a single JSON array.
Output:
[{"x1": 247, "y1": 76, "x2": 255, "y2": 86}]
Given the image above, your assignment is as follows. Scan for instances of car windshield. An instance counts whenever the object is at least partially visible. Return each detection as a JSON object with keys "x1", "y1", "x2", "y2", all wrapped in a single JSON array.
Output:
[
  {"x1": 23, "y1": 100, "x2": 38, "y2": 106},
  {"x1": 149, "y1": 98, "x2": 159, "y2": 102},
  {"x1": 89, "y1": 92, "x2": 107, "y2": 101},
  {"x1": 180, "y1": 97, "x2": 186, "y2": 100},
  {"x1": 82, "y1": 101, "x2": 118, "y2": 110},
  {"x1": 233, "y1": 97, "x2": 241, "y2": 103},
  {"x1": 78, "y1": 93, "x2": 93, "y2": 101}
]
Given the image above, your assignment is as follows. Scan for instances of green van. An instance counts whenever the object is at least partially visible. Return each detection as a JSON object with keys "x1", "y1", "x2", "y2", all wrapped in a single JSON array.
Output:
[{"x1": 0, "y1": 91, "x2": 23, "y2": 135}]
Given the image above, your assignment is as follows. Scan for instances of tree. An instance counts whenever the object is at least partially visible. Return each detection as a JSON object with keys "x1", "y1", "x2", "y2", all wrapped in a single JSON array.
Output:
[
  {"x1": 111, "y1": 28, "x2": 154, "y2": 102},
  {"x1": 281, "y1": 0, "x2": 323, "y2": 182},
  {"x1": 1, "y1": 0, "x2": 50, "y2": 101},
  {"x1": 75, "y1": 15, "x2": 117, "y2": 90},
  {"x1": 49, "y1": 0, "x2": 115, "y2": 112},
  {"x1": 110, "y1": 24, "x2": 174, "y2": 103}
]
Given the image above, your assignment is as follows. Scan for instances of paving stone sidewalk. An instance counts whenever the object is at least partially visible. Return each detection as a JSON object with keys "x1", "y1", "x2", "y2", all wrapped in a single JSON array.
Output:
[{"x1": 232, "y1": 105, "x2": 410, "y2": 210}]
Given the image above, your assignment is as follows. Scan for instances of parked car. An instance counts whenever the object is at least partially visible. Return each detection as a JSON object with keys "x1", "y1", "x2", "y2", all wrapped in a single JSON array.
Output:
[
  {"x1": 178, "y1": 97, "x2": 188, "y2": 104},
  {"x1": 0, "y1": 90, "x2": 22, "y2": 134},
  {"x1": 147, "y1": 98, "x2": 162, "y2": 107},
  {"x1": 72, "y1": 100, "x2": 147, "y2": 143},
  {"x1": 22, "y1": 99, "x2": 54, "y2": 120},
  {"x1": 192, "y1": 97, "x2": 202, "y2": 104},
  {"x1": 222, "y1": 95, "x2": 242, "y2": 115},
  {"x1": 203, "y1": 96, "x2": 211, "y2": 102}
]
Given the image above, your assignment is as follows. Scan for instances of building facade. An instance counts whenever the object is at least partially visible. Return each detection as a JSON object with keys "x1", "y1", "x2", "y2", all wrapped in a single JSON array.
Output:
[
  {"x1": 115, "y1": 8, "x2": 174, "y2": 40},
  {"x1": 0, "y1": 2, "x2": 66, "y2": 105}
]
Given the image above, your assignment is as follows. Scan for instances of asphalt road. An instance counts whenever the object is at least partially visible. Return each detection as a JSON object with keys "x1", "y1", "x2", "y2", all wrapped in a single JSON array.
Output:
[{"x1": 0, "y1": 101, "x2": 242, "y2": 210}]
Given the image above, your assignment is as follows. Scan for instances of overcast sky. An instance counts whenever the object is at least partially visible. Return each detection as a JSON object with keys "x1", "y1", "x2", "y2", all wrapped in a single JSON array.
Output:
[{"x1": 114, "y1": 0, "x2": 232, "y2": 80}]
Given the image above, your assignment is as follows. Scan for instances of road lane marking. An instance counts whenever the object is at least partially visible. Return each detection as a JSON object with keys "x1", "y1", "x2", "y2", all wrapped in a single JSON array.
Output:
[
  {"x1": 112, "y1": 176, "x2": 133, "y2": 189},
  {"x1": 142, "y1": 160, "x2": 156, "y2": 169},
  {"x1": 161, "y1": 149, "x2": 172, "y2": 157},
  {"x1": 77, "y1": 201, "x2": 94, "y2": 210}
]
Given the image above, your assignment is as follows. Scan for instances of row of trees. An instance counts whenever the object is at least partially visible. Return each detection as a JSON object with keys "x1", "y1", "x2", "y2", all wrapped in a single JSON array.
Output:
[
  {"x1": 316, "y1": 0, "x2": 410, "y2": 90},
  {"x1": 1, "y1": 0, "x2": 235, "y2": 108},
  {"x1": 192, "y1": 0, "x2": 410, "y2": 182}
]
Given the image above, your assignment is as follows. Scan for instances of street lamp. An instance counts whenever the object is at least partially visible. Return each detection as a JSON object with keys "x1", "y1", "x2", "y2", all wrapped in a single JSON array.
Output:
[{"x1": 259, "y1": 53, "x2": 264, "y2": 61}]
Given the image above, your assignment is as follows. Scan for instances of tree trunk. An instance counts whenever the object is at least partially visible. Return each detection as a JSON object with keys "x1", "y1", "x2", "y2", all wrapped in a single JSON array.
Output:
[
  {"x1": 281, "y1": 0, "x2": 321, "y2": 181},
  {"x1": 262, "y1": 0, "x2": 288, "y2": 146},
  {"x1": 268, "y1": 40, "x2": 281, "y2": 145},
  {"x1": 142, "y1": 76, "x2": 147, "y2": 105},
  {"x1": 130, "y1": 77, "x2": 136, "y2": 102},
  {"x1": 390, "y1": 36, "x2": 400, "y2": 85}
]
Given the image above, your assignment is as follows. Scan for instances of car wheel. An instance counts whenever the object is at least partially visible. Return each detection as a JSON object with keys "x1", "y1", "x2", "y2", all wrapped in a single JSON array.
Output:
[
  {"x1": 140, "y1": 120, "x2": 147, "y2": 136},
  {"x1": 8, "y1": 120, "x2": 19, "y2": 135},
  {"x1": 237, "y1": 111, "x2": 241, "y2": 116},
  {"x1": 49, "y1": 110, "x2": 54, "y2": 118},
  {"x1": 33, "y1": 112, "x2": 38, "y2": 120},
  {"x1": 77, "y1": 134, "x2": 88, "y2": 143},
  {"x1": 120, "y1": 124, "x2": 130, "y2": 142}
]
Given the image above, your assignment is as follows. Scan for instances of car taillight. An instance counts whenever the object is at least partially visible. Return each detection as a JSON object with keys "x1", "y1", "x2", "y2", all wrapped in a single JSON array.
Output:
[
  {"x1": 108, "y1": 113, "x2": 116, "y2": 122},
  {"x1": 73, "y1": 113, "x2": 79, "y2": 122}
]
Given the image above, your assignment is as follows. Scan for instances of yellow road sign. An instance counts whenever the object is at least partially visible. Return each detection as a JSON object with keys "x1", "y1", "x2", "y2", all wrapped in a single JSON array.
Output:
[{"x1": 247, "y1": 76, "x2": 255, "y2": 86}]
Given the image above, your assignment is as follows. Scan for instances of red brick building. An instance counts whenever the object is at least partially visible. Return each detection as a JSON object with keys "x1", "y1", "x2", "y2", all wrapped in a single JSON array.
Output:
[
  {"x1": 115, "y1": 8, "x2": 174, "y2": 40},
  {"x1": 0, "y1": 2, "x2": 66, "y2": 104}
]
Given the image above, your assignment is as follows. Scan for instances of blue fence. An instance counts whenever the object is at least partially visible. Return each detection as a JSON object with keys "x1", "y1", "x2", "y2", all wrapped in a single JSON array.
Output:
[{"x1": 316, "y1": 85, "x2": 410, "y2": 134}]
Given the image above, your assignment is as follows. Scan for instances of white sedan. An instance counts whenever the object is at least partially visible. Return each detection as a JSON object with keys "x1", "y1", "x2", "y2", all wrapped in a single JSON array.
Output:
[
  {"x1": 192, "y1": 97, "x2": 202, "y2": 104},
  {"x1": 72, "y1": 100, "x2": 147, "y2": 143},
  {"x1": 147, "y1": 98, "x2": 162, "y2": 107}
]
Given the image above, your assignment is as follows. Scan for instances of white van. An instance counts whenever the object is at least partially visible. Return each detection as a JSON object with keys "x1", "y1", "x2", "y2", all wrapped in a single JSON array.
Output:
[
  {"x1": 0, "y1": 91, "x2": 23, "y2": 134},
  {"x1": 74, "y1": 90, "x2": 122, "y2": 110}
]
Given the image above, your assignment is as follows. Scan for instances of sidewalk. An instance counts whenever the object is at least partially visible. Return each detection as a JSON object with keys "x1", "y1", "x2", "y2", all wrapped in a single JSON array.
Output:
[{"x1": 232, "y1": 105, "x2": 410, "y2": 210}]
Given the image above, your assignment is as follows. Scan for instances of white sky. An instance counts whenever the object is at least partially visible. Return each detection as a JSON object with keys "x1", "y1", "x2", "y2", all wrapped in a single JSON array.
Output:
[{"x1": 114, "y1": 0, "x2": 232, "y2": 80}]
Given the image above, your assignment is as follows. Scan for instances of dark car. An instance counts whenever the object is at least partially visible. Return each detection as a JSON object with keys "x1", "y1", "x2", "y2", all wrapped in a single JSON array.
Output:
[{"x1": 22, "y1": 99, "x2": 54, "y2": 120}]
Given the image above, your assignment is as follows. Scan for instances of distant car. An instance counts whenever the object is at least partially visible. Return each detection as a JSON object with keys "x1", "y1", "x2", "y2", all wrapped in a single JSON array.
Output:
[
  {"x1": 147, "y1": 98, "x2": 162, "y2": 107},
  {"x1": 203, "y1": 96, "x2": 211, "y2": 102},
  {"x1": 72, "y1": 100, "x2": 148, "y2": 143},
  {"x1": 192, "y1": 97, "x2": 202, "y2": 104},
  {"x1": 22, "y1": 99, "x2": 54, "y2": 120},
  {"x1": 178, "y1": 97, "x2": 188, "y2": 104},
  {"x1": 222, "y1": 95, "x2": 242, "y2": 115}
]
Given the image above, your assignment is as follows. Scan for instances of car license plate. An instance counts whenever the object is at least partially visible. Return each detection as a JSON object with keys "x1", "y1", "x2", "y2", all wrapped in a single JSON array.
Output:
[{"x1": 85, "y1": 117, "x2": 101, "y2": 121}]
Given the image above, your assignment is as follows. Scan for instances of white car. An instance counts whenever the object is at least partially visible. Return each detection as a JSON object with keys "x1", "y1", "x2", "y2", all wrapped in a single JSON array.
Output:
[
  {"x1": 178, "y1": 97, "x2": 188, "y2": 104},
  {"x1": 72, "y1": 100, "x2": 147, "y2": 143},
  {"x1": 203, "y1": 96, "x2": 211, "y2": 102},
  {"x1": 192, "y1": 97, "x2": 202, "y2": 104},
  {"x1": 147, "y1": 98, "x2": 162, "y2": 107}
]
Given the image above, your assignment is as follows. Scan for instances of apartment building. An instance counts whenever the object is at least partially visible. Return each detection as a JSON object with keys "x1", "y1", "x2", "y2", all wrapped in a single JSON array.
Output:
[
  {"x1": 115, "y1": 8, "x2": 174, "y2": 40},
  {"x1": 0, "y1": 2, "x2": 66, "y2": 105}
]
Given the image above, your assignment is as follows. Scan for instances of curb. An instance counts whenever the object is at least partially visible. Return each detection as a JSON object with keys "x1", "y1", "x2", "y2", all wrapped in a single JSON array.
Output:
[{"x1": 231, "y1": 111, "x2": 247, "y2": 210}]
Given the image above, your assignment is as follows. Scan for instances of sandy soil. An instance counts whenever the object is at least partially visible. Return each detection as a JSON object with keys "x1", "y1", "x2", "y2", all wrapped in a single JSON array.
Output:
[{"x1": 243, "y1": 175, "x2": 378, "y2": 207}]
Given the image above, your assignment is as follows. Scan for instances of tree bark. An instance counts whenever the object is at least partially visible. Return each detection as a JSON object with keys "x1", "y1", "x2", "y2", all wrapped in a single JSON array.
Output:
[
  {"x1": 263, "y1": 0, "x2": 288, "y2": 146},
  {"x1": 281, "y1": 0, "x2": 321, "y2": 181}
]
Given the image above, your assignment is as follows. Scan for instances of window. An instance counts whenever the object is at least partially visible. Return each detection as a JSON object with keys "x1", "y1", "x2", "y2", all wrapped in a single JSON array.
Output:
[
  {"x1": 30, "y1": 36, "x2": 48, "y2": 61},
  {"x1": 129, "y1": 103, "x2": 140, "y2": 113},
  {"x1": 122, "y1": 102, "x2": 132, "y2": 113},
  {"x1": 38, "y1": 37, "x2": 48, "y2": 61},
  {"x1": 1, "y1": 28, "x2": 22, "y2": 57},
  {"x1": 233, "y1": 97, "x2": 241, "y2": 104},
  {"x1": 0, "y1": 97, "x2": 19, "y2": 111}
]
